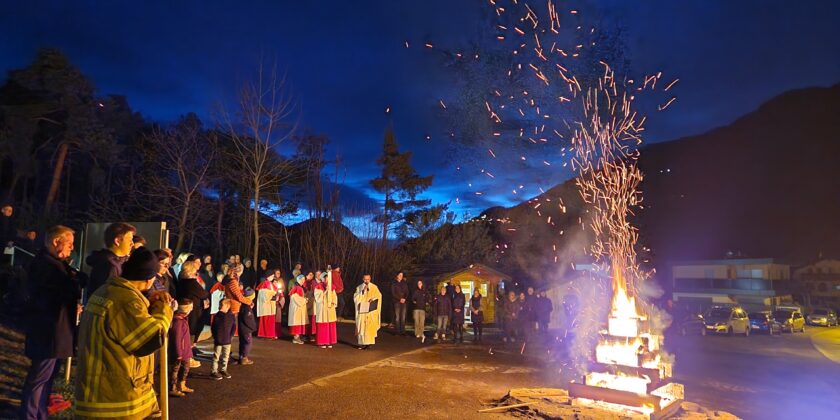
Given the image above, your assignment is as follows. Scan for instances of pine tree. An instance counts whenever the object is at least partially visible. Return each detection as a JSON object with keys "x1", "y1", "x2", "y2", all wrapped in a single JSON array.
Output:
[{"x1": 370, "y1": 127, "x2": 434, "y2": 246}]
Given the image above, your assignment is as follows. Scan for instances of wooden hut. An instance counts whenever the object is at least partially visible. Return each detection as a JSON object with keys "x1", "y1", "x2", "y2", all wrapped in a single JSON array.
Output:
[{"x1": 433, "y1": 263, "x2": 512, "y2": 324}]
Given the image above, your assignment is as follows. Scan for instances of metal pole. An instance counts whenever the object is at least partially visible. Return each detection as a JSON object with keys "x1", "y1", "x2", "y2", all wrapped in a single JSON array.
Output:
[{"x1": 160, "y1": 333, "x2": 169, "y2": 420}]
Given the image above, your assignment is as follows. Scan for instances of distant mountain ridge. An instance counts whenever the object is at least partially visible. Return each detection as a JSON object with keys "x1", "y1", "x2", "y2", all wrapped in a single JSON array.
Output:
[{"x1": 476, "y1": 83, "x2": 840, "y2": 282}]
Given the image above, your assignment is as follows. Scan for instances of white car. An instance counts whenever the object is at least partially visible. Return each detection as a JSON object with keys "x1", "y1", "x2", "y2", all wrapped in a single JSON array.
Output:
[{"x1": 704, "y1": 306, "x2": 751, "y2": 336}]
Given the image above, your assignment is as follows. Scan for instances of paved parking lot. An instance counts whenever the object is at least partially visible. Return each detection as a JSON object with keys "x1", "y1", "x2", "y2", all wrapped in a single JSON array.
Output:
[{"x1": 669, "y1": 326, "x2": 840, "y2": 419}]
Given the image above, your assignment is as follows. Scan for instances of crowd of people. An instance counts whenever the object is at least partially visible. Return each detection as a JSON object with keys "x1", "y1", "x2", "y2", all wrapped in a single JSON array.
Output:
[{"x1": 15, "y1": 219, "x2": 553, "y2": 419}]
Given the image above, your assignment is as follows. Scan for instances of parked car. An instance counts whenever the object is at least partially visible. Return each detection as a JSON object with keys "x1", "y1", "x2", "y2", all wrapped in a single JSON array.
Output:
[
  {"x1": 748, "y1": 311, "x2": 782, "y2": 335},
  {"x1": 679, "y1": 313, "x2": 706, "y2": 336},
  {"x1": 807, "y1": 308, "x2": 838, "y2": 327},
  {"x1": 773, "y1": 308, "x2": 806, "y2": 333},
  {"x1": 704, "y1": 306, "x2": 751, "y2": 336}
]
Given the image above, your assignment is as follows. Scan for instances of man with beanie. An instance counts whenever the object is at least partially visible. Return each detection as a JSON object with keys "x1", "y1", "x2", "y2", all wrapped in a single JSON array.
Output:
[
  {"x1": 75, "y1": 247, "x2": 173, "y2": 419},
  {"x1": 237, "y1": 288, "x2": 257, "y2": 365}
]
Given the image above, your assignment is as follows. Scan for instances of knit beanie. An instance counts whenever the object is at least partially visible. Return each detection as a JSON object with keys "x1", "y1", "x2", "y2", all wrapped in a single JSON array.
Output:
[
  {"x1": 122, "y1": 247, "x2": 160, "y2": 281},
  {"x1": 244, "y1": 287, "x2": 256, "y2": 299},
  {"x1": 177, "y1": 302, "x2": 194, "y2": 314},
  {"x1": 295, "y1": 274, "x2": 305, "y2": 284}
]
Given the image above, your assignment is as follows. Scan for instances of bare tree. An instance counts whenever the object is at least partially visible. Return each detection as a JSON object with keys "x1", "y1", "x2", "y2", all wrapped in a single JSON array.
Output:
[
  {"x1": 222, "y1": 62, "x2": 299, "y2": 263},
  {"x1": 132, "y1": 114, "x2": 215, "y2": 253}
]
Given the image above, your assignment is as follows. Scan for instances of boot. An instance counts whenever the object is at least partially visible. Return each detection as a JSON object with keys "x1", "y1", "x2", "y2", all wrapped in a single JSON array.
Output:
[
  {"x1": 170, "y1": 384, "x2": 185, "y2": 397},
  {"x1": 179, "y1": 381, "x2": 194, "y2": 393}
]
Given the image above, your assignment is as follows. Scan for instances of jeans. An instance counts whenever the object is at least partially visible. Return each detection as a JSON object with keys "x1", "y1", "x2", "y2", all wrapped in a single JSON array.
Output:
[
  {"x1": 171, "y1": 359, "x2": 190, "y2": 386},
  {"x1": 20, "y1": 357, "x2": 58, "y2": 420},
  {"x1": 239, "y1": 332, "x2": 252, "y2": 359},
  {"x1": 413, "y1": 309, "x2": 426, "y2": 337},
  {"x1": 393, "y1": 302, "x2": 407, "y2": 333},
  {"x1": 212, "y1": 344, "x2": 231, "y2": 373},
  {"x1": 436, "y1": 315, "x2": 449, "y2": 335}
]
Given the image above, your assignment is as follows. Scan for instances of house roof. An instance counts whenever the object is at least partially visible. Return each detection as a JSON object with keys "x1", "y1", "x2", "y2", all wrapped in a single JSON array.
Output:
[{"x1": 428, "y1": 263, "x2": 512, "y2": 283}]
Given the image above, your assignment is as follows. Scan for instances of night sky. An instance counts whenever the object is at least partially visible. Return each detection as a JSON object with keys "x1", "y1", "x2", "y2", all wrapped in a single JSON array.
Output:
[{"x1": 3, "y1": 0, "x2": 840, "y2": 221}]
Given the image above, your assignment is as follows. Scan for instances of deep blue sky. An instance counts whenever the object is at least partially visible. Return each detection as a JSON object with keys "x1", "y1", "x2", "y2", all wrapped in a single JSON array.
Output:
[{"x1": 3, "y1": 0, "x2": 840, "y2": 219}]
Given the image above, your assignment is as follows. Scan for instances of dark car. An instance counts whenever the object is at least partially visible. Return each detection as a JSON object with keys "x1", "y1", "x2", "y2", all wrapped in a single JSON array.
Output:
[
  {"x1": 679, "y1": 313, "x2": 706, "y2": 336},
  {"x1": 748, "y1": 311, "x2": 782, "y2": 335}
]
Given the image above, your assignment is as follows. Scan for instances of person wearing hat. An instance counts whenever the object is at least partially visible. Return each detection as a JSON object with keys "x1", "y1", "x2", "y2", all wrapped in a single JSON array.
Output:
[
  {"x1": 75, "y1": 247, "x2": 174, "y2": 420},
  {"x1": 237, "y1": 288, "x2": 257, "y2": 365},
  {"x1": 287, "y1": 275, "x2": 309, "y2": 344},
  {"x1": 169, "y1": 299, "x2": 194, "y2": 397}
]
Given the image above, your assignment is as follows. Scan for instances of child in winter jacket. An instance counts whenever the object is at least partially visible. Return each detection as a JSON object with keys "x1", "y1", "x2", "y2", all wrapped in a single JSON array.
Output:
[
  {"x1": 169, "y1": 300, "x2": 195, "y2": 397},
  {"x1": 211, "y1": 299, "x2": 236, "y2": 380},
  {"x1": 238, "y1": 289, "x2": 258, "y2": 365}
]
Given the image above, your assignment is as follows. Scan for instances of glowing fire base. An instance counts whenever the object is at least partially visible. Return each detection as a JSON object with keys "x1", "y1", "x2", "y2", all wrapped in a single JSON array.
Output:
[{"x1": 570, "y1": 316, "x2": 684, "y2": 419}]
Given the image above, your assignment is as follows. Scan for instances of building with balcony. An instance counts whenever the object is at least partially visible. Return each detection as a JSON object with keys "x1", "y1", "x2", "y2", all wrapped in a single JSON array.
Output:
[
  {"x1": 671, "y1": 258, "x2": 793, "y2": 313},
  {"x1": 793, "y1": 259, "x2": 840, "y2": 309}
]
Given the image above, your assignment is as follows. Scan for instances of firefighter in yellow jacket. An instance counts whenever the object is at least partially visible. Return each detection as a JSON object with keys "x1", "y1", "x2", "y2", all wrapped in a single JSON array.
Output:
[{"x1": 75, "y1": 247, "x2": 174, "y2": 419}]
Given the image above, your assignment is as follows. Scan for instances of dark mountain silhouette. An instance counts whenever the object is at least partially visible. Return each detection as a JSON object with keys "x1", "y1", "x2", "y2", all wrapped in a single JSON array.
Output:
[{"x1": 471, "y1": 83, "x2": 840, "y2": 283}]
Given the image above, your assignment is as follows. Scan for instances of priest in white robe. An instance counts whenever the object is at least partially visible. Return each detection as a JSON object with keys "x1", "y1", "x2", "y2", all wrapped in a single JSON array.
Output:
[{"x1": 354, "y1": 274, "x2": 381, "y2": 349}]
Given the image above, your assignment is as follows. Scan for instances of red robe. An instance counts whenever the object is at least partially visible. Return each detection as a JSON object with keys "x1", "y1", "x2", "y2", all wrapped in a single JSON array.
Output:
[
  {"x1": 288, "y1": 284, "x2": 307, "y2": 336},
  {"x1": 255, "y1": 280, "x2": 278, "y2": 338},
  {"x1": 315, "y1": 281, "x2": 338, "y2": 346}
]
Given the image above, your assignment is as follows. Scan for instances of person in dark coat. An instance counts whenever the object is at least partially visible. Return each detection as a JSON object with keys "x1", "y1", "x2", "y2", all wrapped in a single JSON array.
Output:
[
  {"x1": 451, "y1": 285, "x2": 466, "y2": 343},
  {"x1": 237, "y1": 288, "x2": 257, "y2": 365},
  {"x1": 411, "y1": 280, "x2": 428, "y2": 341},
  {"x1": 177, "y1": 260, "x2": 209, "y2": 348},
  {"x1": 502, "y1": 291, "x2": 521, "y2": 343},
  {"x1": 470, "y1": 289, "x2": 484, "y2": 343},
  {"x1": 390, "y1": 272, "x2": 409, "y2": 335},
  {"x1": 20, "y1": 225, "x2": 80, "y2": 420},
  {"x1": 536, "y1": 290, "x2": 553, "y2": 333},
  {"x1": 84, "y1": 222, "x2": 135, "y2": 299},
  {"x1": 523, "y1": 287, "x2": 538, "y2": 336},
  {"x1": 240, "y1": 258, "x2": 257, "y2": 289},
  {"x1": 0, "y1": 204, "x2": 17, "y2": 248},
  {"x1": 433, "y1": 287, "x2": 452, "y2": 341}
]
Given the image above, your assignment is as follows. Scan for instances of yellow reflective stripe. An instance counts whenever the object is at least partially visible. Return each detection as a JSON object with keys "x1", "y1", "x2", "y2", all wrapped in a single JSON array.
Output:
[
  {"x1": 75, "y1": 392, "x2": 157, "y2": 417},
  {"x1": 151, "y1": 311, "x2": 171, "y2": 330},
  {"x1": 76, "y1": 391, "x2": 157, "y2": 409},
  {"x1": 119, "y1": 318, "x2": 157, "y2": 350}
]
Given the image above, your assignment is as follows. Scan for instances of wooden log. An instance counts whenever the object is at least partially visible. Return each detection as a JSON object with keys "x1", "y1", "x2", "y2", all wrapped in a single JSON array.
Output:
[{"x1": 478, "y1": 402, "x2": 531, "y2": 413}]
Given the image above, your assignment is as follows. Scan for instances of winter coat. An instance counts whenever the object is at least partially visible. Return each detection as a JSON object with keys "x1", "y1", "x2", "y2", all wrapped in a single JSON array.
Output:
[
  {"x1": 503, "y1": 298, "x2": 521, "y2": 322},
  {"x1": 434, "y1": 294, "x2": 452, "y2": 318},
  {"x1": 169, "y1": 315, "x2": 193, "y2": 361},
  {"x1": 84, "y1": 249, "x2": 127, "y2": 299},
  {"x1": 24, "y1": 250, "x2": 81, "y2": 359},
  {"x1": 75, "y1": 276, "x2": 173, "y2": 420},
  {"x1": 0, "y1": 214, "x2": 17, "y2": 245},
  {"x1": 537, "y1": 296, "x2": 553, "y2": 324},
  {"x1": 223, "y1": 272, "x2": 252, "y2": 314},
  {"x1": 411, "y1": 287, "x2": 429, "y2": 311},
  {"x1": 240, "y1": 267, "x2": 257, "y2": 289},
  {"x1": 391, "y1": 280, "x2": 410, "y2": 303},
  {"x1": 451, "y1": 292, "x2": 466, "y2": 323},
  {"x1": 177, "y1": 277, "x2": 209, "y2": 336},
  {"x1": 238, "y1": 304, "x2": 257, "y2": 336},
  {"x1": 212, "y1": 311, "x2": 236, "y2": 346},
  {"x1": 523, "y1": 294, "x2": 538, "y2": 322},
  {"x1": 470, "y1": 296, "x2": 484, "y2": 324}
]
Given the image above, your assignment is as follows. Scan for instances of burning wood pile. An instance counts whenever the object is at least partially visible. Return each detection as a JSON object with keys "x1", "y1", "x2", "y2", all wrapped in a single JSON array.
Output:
[{"x1": 568, "y1": 268, "x2": 683, "y2": 419}]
